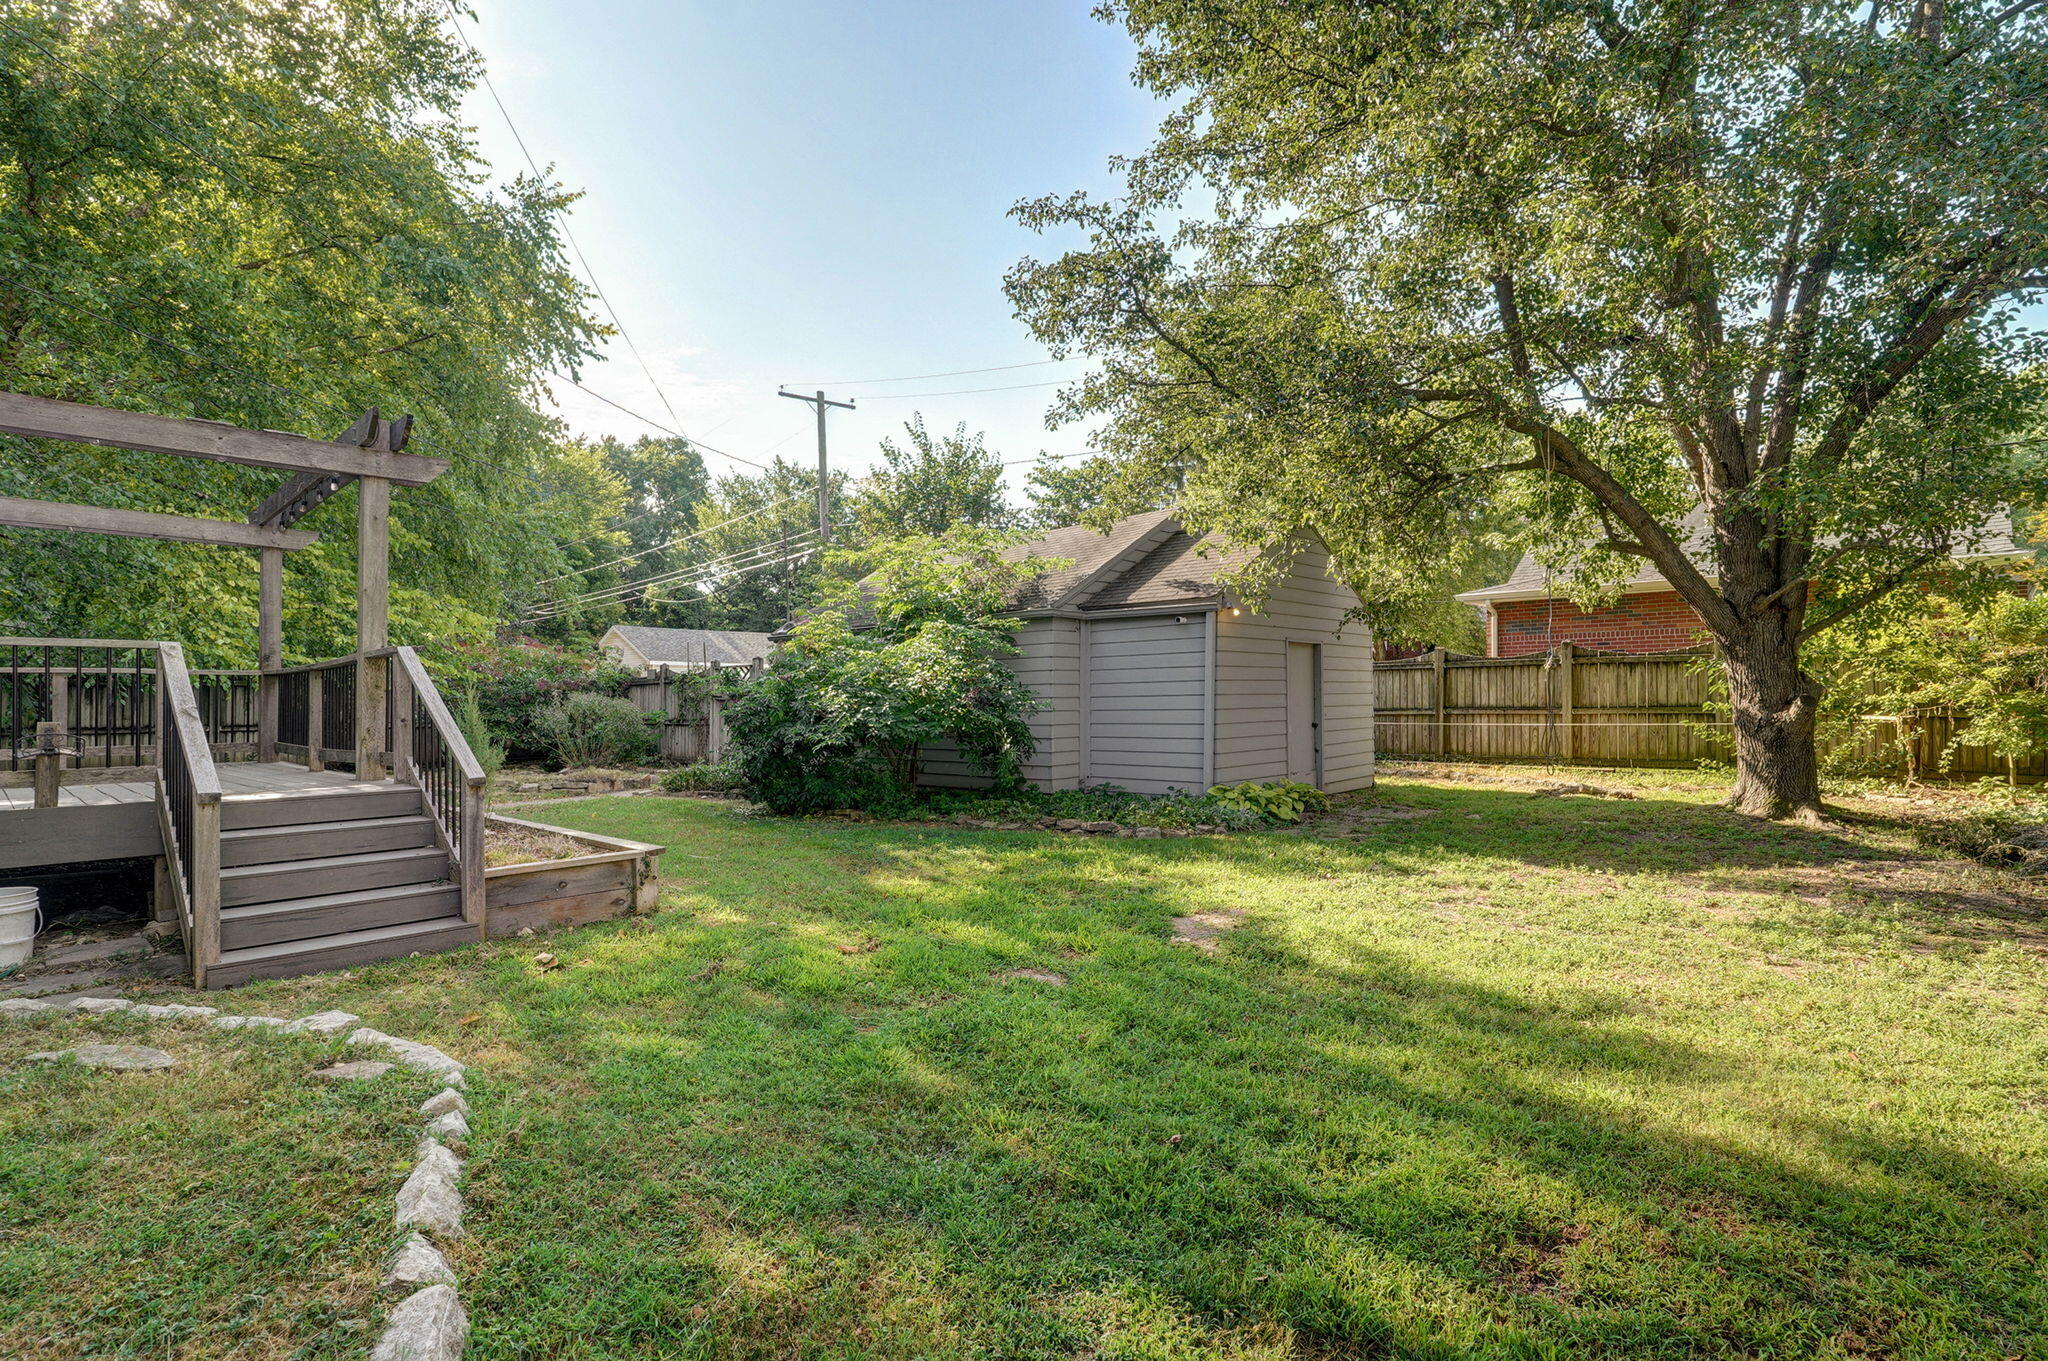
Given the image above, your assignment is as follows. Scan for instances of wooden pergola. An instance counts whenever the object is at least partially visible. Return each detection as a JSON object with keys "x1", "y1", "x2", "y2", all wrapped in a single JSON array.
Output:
[{"x1": 0, "y1": 390, "x2": 449, "y2": 776}]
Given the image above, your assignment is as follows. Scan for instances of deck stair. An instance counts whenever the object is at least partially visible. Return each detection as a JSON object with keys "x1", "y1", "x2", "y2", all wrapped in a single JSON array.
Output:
[{"x1": 207, "y1": 781, "x2": 472, "y2": 987}]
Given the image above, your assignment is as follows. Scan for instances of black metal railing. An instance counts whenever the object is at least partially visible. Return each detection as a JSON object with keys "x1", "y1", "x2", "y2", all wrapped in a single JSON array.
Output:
[
  {"x1": 2, "y1": 640, "x2": 158, "y2": 770},
  {"x1": 278, "y1": 668, "x2": 310, "y2": 748},
  {"x1": 192, "y1": 671, "x2": 258, "y2": 748},
  {"x1": 321, "y1": 661, "x2": 357, "y2": 762}
]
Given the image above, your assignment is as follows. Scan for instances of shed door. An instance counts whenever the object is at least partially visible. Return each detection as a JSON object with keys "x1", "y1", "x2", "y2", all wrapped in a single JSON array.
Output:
[{"x1": 1286, "y1": 642, "x2": 1322, "y2": 786}]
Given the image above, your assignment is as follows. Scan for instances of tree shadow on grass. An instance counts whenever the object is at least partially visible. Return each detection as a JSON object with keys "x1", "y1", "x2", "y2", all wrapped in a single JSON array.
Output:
[{"x1": 458, "y1": 805, "x2": 2045, "y2": 1360}]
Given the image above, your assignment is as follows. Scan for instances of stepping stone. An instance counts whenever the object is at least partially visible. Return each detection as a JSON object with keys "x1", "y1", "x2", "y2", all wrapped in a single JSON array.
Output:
[
  {"x1": 38, "y1": 934, "x2": 150, "y2": 969},
  {"x1": 66, "y1": 996, "x2": 133, "y2": 1014},
  {"x1": 130, "y1": 1003, "x2": 218, "y2": 1021},
  {"x1": 0, "y1": 998, "x2": 58, "y2": 1017},
  {"x1": 27, "y1": 1044, "x2": 176, "y2": 1071},
  {"x1": 371, "y1": 1283, "x2": 467, "y2": 1361},
  {"x1": 424, "y1": 1109, "x2": 470, "y2": 1144},
  {"x1": 395, "y1": 1143, "x2": 465, "y2": 1238},
  {"x1": 283, "y1": 1009, "x2": 360, "y2": 1035},
  {"x1": 314, "y1": 1060, "x2": 396, "y2": 1082},
  {"x1": 211, "y1": 1014, "x2": 287, "y2": 1030}
]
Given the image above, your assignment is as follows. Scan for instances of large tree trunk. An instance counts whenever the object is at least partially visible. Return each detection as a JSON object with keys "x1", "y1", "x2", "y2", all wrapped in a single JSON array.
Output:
[{"x1": 1716, "y1": 606, "x2": 1825, "y2": 821}]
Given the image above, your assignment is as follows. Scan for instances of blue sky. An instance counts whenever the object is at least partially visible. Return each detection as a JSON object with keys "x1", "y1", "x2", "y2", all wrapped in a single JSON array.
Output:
[{"x1": 452, "y1": 0, "x2": 1166, "y2": 492}]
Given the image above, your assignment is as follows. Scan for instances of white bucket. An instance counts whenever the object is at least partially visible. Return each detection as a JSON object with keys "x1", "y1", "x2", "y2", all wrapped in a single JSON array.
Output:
[{"x1": 0, "y1": 886, "x2": 39, "y2": 970}]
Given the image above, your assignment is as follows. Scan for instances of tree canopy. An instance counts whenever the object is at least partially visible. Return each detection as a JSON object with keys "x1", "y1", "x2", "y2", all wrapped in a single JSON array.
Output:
[
  {"x1": 0, "y1": 0, "x2": 607, "y2": 663},
  {"x1": 849, "y1": 415, "x2": 1012, "y2": 540},
  {"x1": 1009, "y1": 0, "x2": 2048, "y2": 815}
]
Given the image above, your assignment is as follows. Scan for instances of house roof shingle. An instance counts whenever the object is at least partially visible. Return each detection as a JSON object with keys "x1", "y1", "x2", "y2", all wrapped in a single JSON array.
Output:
[
  {"x1": 1456, "y1": 508, "x2": 2029, "y2": 605},
  {"x1": 606, "y1": 626, "x2": 775, "y2": 667}
]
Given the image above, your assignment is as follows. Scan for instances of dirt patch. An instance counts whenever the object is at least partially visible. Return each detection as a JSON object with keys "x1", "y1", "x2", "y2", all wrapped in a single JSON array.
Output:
[
  {"x1": 1001, "y1": 968, "x2": 1069, "y2": 986},
  {"x1": 1169, "y1": 912, "x2": 1244, "y2": 953}
]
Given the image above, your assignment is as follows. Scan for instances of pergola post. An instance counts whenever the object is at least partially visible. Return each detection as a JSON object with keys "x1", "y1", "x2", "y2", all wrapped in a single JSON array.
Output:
[
  {"x1": 256, "y1": 546, "x2": 283, "y2": 761},
  {"x1": 357, "y1": 475, "x2": 391, "y2": 781}
]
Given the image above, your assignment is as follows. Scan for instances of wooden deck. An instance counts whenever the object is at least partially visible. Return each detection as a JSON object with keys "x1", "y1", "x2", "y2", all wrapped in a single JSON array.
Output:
[{"x1": 0, "y1": 760, "x2": 368, "y2": 811}]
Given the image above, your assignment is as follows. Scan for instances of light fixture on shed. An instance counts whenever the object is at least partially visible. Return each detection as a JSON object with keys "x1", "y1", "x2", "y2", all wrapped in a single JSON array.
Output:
[{"x1": 1175, "y1": 615, "x2": 1190, "y2": 625}]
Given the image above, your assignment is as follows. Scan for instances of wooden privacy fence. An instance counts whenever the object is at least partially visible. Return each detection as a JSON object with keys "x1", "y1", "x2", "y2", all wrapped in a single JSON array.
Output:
[
  {"x1": 1375, "y1": 644, "x2": 2048, "y2": 780},
  {"x1": 1376, "y1": 644, "x2": 1727, "y2": 768},
  {"x1": 621, "y1": 662, "x2": 760, "y2": 764}
]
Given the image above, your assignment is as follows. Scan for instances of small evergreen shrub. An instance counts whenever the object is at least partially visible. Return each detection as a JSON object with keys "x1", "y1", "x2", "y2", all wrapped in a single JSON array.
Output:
[
  {"x1": 660, "y1": 760, "x2": 744, "y2": 793},
  {"x1": 531, "y1": 692, "x2": 659, "y2": 769}
]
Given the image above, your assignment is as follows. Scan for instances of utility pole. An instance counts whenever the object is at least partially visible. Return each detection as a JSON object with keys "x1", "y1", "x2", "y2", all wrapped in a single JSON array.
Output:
[{"x1": 778, "y1": 387, "x2": 854, "y2": 542}]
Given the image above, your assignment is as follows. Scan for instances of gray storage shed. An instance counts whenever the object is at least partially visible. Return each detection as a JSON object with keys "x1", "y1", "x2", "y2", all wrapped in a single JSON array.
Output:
[{"x1": 920, "y1": 510, "x2": 1375, "y2": 795}]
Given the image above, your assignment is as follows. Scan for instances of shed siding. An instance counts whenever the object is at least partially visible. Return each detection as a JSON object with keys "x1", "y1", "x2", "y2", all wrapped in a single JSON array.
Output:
[
  {"x1": 918, "y1": 618, "x2": 1083, "y2": 790},
  {"x1": 1214, "y1": 543, "x2": 1375, "y2": 792},
  {"x1": 1083, "y1": 613, "x2": 1208, "y2": 795}
]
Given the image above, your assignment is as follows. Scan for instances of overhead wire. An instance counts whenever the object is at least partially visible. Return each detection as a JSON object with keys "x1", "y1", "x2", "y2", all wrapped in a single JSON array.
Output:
[
  {"x1": 782, "y1": 358, "x2": 1069, "y2": 387},
  {"x1": 523, "y1": 532, "x2": 833, "y2": 619},
  {"x1": 529, "y1": 494, "x2": 805, "y2": 585}
]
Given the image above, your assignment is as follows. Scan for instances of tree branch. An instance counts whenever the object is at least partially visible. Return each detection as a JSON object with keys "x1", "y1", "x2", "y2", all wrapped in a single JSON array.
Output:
[{"x1": 1798, "y1": 552, "x2": 1946, "y2": 640}]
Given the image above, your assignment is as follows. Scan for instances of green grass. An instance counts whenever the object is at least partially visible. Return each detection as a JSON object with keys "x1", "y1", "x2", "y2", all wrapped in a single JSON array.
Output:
[
  {"x1": 19, "y1": 768, "x2": 2048, "y2": 1358},
  {"x1": 0, "y1": 1017, "x2": 441, "y2": 1359}
]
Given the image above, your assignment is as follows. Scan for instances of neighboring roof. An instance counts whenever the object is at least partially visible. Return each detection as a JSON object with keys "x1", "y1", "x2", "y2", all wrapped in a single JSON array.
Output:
[
  {"x1": 1456, "y1": 508, "x2": 2031, "y2": 606},
  {"x1": 602, "y1": 625, "x2": 774, "y2": 667}
]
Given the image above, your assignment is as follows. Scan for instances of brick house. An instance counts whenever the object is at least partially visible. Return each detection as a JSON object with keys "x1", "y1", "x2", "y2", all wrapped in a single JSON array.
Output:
[{"x1": 1456, "y1": 510, "x2": 2032, "y2": 658}]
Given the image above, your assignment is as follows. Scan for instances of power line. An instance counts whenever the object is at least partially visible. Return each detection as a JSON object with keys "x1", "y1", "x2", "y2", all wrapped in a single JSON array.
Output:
[
  {"x1": 524, "y1": 532, "x2": 829, "y2": 619},
  {"x1": 442, "y1": 3, "x2": 751, "y2": 473},
  {"x1": 529, "y1": 524, "x2": 832, "y2": 612},
  {"x1": 860, "y1": 379, "x2": 1069, "y2": 400},
  {"x1": 530, "y1": 494, "x2": 804, "y2": 585},
  {"x1": 549, "y1": 373, "x2": 783, "y2": 472},
  {"x1": 783, "y1": 358, "x2": 1070, "y2": 387}
]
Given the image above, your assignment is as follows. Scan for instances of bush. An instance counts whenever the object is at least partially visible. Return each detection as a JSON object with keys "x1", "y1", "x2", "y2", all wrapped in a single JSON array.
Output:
[
  {"x1": 660, "y1": 760, "x2": 744, "y2": 793},
  {"x1": 727, "y1": 529, "x2": 1054, "y2": 814},
  {"x1": 1206, "y1": 780, "x2": 1330, "y2": 824},
  {"x1": 530, "y1": 693, "x2": 659, "y2": 769},
  {"x1": 442, "y1": 638, "x2": 637, "y2": 761}
]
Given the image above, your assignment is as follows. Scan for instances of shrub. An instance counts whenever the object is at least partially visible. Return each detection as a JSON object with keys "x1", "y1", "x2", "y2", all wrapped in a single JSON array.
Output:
[
  {"x1": 442, "y1": 638, "x2": 637, "y2": 761},
  {"x1": 923, "y1": 784, "x2": 1266, "y2": 830},
  {"x1": 1206, "y1": 780, "x2": 1330, "y2": 824},
  {"x1": 727, "y1": 529, "x2": 1056, "y2": 814},
  {"x1": 660, "y1": 760, "x2": 744, "y2": 793},
  {"x1": 530, "y1": 692, "x2": 658, "y2": 769}
]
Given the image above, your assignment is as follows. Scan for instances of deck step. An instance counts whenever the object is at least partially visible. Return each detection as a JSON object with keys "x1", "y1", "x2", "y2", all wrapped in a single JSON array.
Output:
[
  {"x1": 218, "y1": 881, "x2": 463, "y2": 951},
  {"x1": 221, "y1": 783, "x2": 422, "y2": 831},
  {"x1": 220, "y1": 814, "x2": 439, "y2": 869},
  {"x1": 206, "y1": 914, "x2": 477, "y2": 989},
  {"x1": 219, "y1": 846, "x2": 449, "y2": 908}
]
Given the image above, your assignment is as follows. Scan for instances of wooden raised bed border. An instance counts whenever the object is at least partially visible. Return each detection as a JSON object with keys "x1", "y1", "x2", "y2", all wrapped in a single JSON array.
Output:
[{"x1": 483, "y1": 813, "x2": 664, "y2": 939}]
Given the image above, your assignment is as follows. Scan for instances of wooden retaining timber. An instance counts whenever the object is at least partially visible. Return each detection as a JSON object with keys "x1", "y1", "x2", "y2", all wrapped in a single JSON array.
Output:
[{"x1": 482, "y1": 814, "x2": 662, "y2": 939}]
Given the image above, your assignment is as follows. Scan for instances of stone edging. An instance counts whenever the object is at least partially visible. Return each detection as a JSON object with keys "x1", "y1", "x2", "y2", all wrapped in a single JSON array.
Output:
[{"x1": 1, "y1": 994, "x2": 473, "y2": 1361}]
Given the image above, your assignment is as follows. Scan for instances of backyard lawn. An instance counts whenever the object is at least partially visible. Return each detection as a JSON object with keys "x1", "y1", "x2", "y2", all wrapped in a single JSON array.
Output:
[{"x1": 7, "y1": 766, "x2": 2046, "y2": 1359}]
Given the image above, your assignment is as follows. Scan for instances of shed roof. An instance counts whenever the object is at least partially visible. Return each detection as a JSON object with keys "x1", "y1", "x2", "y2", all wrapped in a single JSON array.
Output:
[
  {"x1": 1456, "y1": 508, "x2": 2030, "y2": 605},
  {"x1": 603, "y1": 625, "x2": 775, "y2": 667}
]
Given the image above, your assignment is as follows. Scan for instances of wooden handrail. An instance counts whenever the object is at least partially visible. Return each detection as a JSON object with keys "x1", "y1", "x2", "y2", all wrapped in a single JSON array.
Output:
[
  {"x1": 157, "y1": 644, "x2": 222, "y2": 804},
  {"x1": 392, "y1": 646, "x2": 487, "y2": 931},
  {"x1": 394, "y1": 647, "x2": 486, "y2": 787},
  {"x1": 156, "y1": 641, "x2": 223, "y2": 986}
]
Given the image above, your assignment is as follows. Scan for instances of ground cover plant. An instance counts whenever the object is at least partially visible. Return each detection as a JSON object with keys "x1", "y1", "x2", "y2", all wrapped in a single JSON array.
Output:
[
  {"x1": 0, "y1": 1016, "x2": 440, "y2": 1359},
  {"x1": 135, "y1": 763, "x2": 2048, "y2": 1360}
]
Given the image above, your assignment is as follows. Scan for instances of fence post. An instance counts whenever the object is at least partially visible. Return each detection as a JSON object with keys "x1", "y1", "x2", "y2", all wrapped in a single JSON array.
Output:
[
  {"x1": 1556, "y1": 641, "x2": 1575, "y2": 764},
  {"x1": 306, "y1": 668, "x2": 325, "y2": 773},
  {"x1": 1430, "y1": 647, "x2": 1447, "y2": 759},
  {"x1": 707, "y1": 694, "x2": 726, "y2": 762},
  {"x1": 32, "y1": 720, "x2": 66, "y2": 808}
]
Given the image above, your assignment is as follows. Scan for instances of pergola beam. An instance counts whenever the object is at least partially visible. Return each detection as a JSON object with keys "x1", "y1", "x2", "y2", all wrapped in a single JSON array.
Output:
[
  {"x1": 0, "y1": 391, "x2": 447, "y2": 485},
  {"x1": 0, "y1": 495, "x2": 318, "y2": 550}
]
